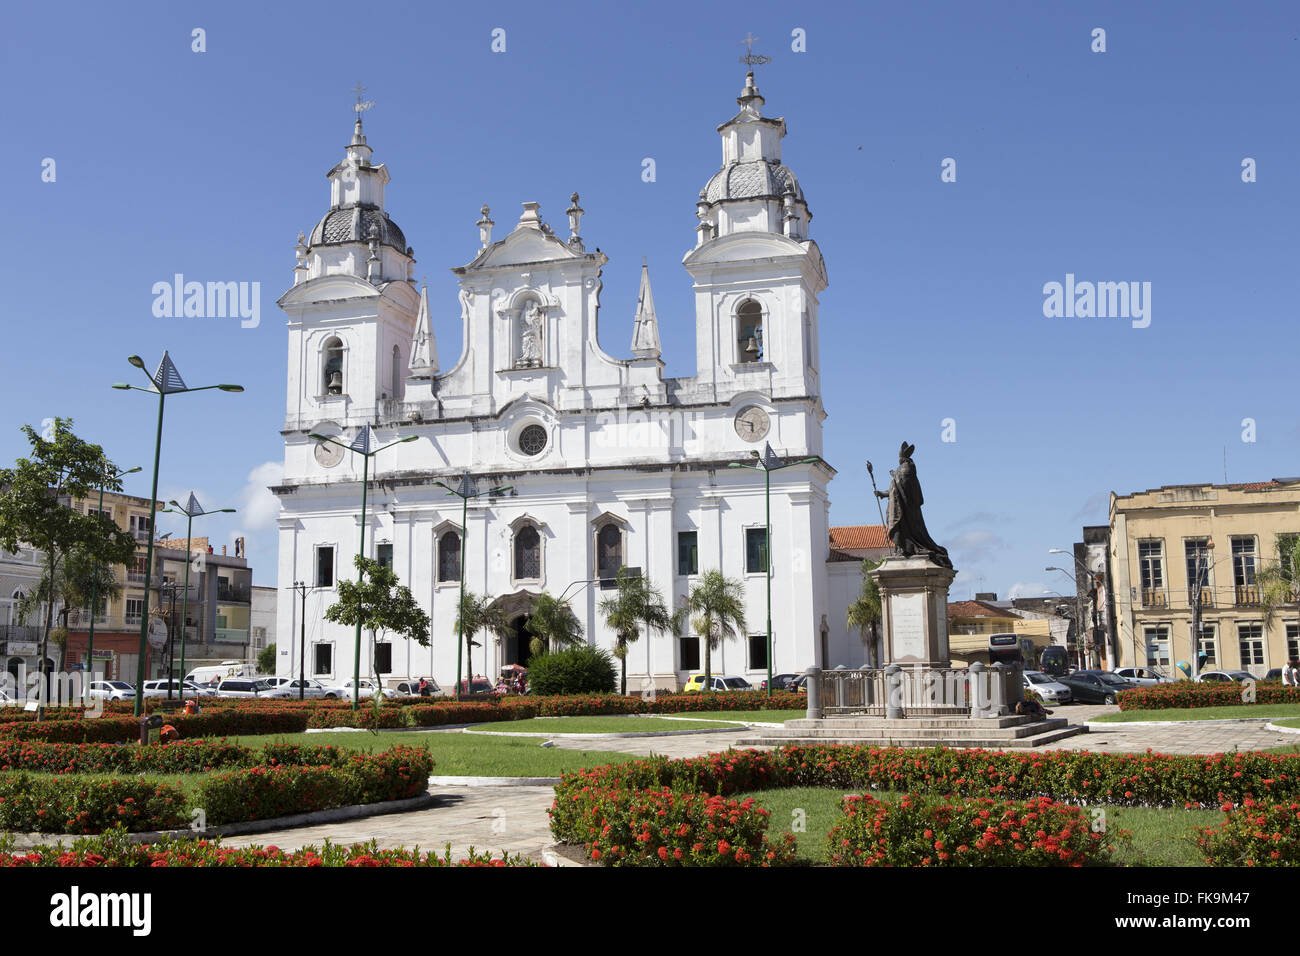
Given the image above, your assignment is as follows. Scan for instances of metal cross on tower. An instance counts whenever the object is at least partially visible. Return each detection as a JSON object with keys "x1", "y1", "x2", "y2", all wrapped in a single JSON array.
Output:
[
  {"x1": 352, "y1": 81, "x2": 375, "y2": 114},
  {"x1": 739, "y1": 33, "x2": 771, "y2": 66}
]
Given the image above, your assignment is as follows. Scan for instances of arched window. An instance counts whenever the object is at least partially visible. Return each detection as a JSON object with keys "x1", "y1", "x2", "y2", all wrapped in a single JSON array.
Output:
[
  {"x1": 514, "y1": 525, "x2": 541, "y2": 580},
  {"x1": 323, "y1": 337, "x2": 345, "y2": 395},
  {"x1": 736, "y1": 299, "x2": 763, "y2": 363},
  {"x1": 596, "y1": 524, "x2": 623, "y2": 581},
  {"x1": 437, "y1": 531, "x2": 461, "y2": 583}
]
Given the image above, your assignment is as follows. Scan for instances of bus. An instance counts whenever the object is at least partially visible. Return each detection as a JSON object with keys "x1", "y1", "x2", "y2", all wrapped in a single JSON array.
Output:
[{"x1": 988, "y1": 633, "x2": 1036, "y2": 668}]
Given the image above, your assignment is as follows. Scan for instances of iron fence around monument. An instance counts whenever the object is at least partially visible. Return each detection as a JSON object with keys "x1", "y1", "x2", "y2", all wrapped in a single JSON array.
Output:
[{"x1": 818, "y1": 664, "x2": 1023, "y2": 717}]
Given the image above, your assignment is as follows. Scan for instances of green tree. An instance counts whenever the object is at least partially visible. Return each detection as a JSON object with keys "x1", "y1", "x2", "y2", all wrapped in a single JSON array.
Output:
[
  {"x1": 599, "y1": 568, "x2": 673, "y2": 695},
  {"x1": 257, "y1": 642, "x2": 277, "y2": 674},
  {"x1": 846, "y1": 558, "x2": 883, "y2": 667},
  {"x1": 524, "y1": 592, "x2": 583, "y2": 657},
  {"x1": 0, "y1": 420, "x2": 137, "y2": 708},
  {"x1": 453, "y1": 591, "x2": 510, "y2": 694},
  {"x1": 681, "y1": 569, "x2": 747, "y2": 687},
  {"x1": 17, "y1": 547, "x2": 122, "y2": 670},
  {"x1": 1255, "y1": 534, "x2": 1300, "y2": 644},
  {"x1": 324, "y1": 556, "x2": 430, "y2": 696}
]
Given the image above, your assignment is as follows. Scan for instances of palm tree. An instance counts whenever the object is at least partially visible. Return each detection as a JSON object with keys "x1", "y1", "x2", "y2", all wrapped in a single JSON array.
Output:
[
  {"x1": 599, "y1": 568, "x2": 673, "y2": 695},
  {"x1": 846, "y1": 558, "x2": 883, "y2": 667},
  {"x1": 682, "y1": 570, "x2": 747, "y2": 687},
  {"x1": 524, "y1": 592, "x2": 583, "y2": 656},
  {"x1": 454, "y1": 591, "x2": 510, "y2": 693},
  {"x1": 17, "y1": 547, "x2": 121, "y2": 670},
  {"x1": 1256, "y1": 535, "x2": 1300, "y2": 645}
]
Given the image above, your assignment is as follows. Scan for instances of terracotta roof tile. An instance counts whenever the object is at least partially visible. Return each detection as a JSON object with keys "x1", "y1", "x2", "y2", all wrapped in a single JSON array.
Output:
[
  {"x1": 828, "y1": 525, "x2": 889, "y2": 550},
  {"x1": 947, "y1": 600, "x2": 1016, "y2": 619}
]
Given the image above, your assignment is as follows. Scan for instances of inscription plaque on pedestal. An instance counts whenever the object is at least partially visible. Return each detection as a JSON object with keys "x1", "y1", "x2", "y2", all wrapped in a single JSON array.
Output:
[{"x1": 891, "y1": 592, "x2": 926, "y2": 660}]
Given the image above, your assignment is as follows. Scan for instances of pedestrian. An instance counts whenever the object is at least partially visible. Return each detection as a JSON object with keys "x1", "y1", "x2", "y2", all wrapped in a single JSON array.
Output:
[{"x1": 1284, "y1": 659, "x2": 1300, "y2": 687}]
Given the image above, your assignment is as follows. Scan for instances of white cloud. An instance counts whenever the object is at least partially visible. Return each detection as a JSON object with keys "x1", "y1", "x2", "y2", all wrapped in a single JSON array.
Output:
[
  {"x1": 239, "y1": 461, "x2": 283, "y2": 530},
  {"x1": 1008, "y1": 581, "x2": 1054, "y2": 600}
]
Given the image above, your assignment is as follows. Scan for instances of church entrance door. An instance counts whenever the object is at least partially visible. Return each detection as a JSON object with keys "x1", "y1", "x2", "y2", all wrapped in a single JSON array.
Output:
[{"x1": 505, "y1": 614, "x2": 533, "y2": 668}]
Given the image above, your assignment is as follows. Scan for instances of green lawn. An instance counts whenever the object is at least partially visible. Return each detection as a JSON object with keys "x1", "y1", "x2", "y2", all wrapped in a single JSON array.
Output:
[
  {"x1": 739, "y1": 787, "x2": 1222, "y2": 866},
  {"x1": 664, "y1": 710, "x2": 799, "y2": 723},
  {"x1": 1270, "y1": 717, "x2": 1300, "y2": 729},
  {"x1": 227, "y1": 730, "x2": 638, "y2": 777},
  {"x1": 1094, "y1": 703, "x2": 1300, "y2": 723},
  {"x1": 467, "y1": 716, "x2": 725, "y2": 734}
]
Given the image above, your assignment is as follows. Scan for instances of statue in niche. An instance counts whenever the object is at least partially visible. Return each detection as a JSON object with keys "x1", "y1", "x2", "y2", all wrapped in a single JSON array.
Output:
[{"x1": 519, "y1": 303, "x2": 544, "y2": 367}]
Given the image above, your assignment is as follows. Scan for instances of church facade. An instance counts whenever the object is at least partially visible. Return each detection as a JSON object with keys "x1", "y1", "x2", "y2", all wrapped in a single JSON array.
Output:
[{"x1": 273, "y1": 73, "x2": 858, "y2": 690}]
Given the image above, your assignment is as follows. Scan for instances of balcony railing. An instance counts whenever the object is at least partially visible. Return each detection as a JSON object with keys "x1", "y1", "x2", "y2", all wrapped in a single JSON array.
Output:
[
  {"x1": 1187, "y1": 587, "x2": 1214, "y2": 608},
  {"x1": 124, "y1": 616, "x2": 142, "y2": 628},
  {"x1": 216, "y1": 584, "x2": 251, "y2": 603},
  {"x1": 213, "y1": 628, "x2": 249, "y2": 645},
  {"x1": 1141, "y1": 588, "x2": 1168, "y2": 608},
  {"x1": 126, "y1": 571, "x2": 147, "y2": 584},
  {"x1": 1235, "y1": 585, "x2": 1260, "y2": 606}
]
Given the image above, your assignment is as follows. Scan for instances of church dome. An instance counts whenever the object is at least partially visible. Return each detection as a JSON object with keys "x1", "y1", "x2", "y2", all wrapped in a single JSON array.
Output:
[
  {"x1": 702, "y1": 160, "x2": 804, "y2": 204},
  {"x1": 308, "y1": 204, "x2": 408, "y2": 253}
]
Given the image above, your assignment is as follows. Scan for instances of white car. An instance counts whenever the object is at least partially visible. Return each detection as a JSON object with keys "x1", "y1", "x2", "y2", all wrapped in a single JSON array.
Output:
[
  {"x1": 391, "y1": 678, "x2": 442, "y2": 698},
  {"x1": 343, "y1": 678, "x2": 398, "y2": 699},
  {"x1": 265, "y1": 678, "x2": 348, "y2": 700},
  {"x1": 1112, "y1": 667, "x2": 1171, "y2": 686},
  {"x1": 216, "y1": 677, "x2": 277, "y2": 698},
  {"x1": 142, "y1": 679, "x2": 218, "y2": 698},
  {"x1": 86, "y1": 680, "x2": 135, "y2": 701},
  {"x1": 1022, "y1": 670, "x2": 1073, "y2": 704},
  {"x1": 0, "y1": 688, "x2": 18, "y2": 706},
  {"x1": 1197, "y1": 670, "x2": 1255, "y2": 683}
]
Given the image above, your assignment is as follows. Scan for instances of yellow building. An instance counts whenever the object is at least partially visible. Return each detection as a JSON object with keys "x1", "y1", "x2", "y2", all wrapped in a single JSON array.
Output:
[
  {"x1": 1109, "y1": 479, "x2": 1300, "y2": 678},
  {"x1": 946, "y1": 599, "x2": 1053, "y2": 666}
]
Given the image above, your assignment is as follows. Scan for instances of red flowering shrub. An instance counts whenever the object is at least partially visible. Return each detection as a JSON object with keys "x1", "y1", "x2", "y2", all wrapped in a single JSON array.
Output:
[
  {"x1": 648, "y1": 692, "x2": 806, "y2": 713},
  {"x1": 0, "y1": 830, "x2": 537, "y2": 867},
  {"x1": 552, "y1": 784, "x2": 795, "y2": 866},
  {"x1": 197, "y1": 745, "x2": 433, "y2": 825},
  {"x1": 825, "y1": 794, "x2": 1114, "y2": 866},
  {"x1": 0, "y1": 774, "x2": 188, "y2": 833},
  {"x1": 1118, "y1": 682, "x2": 1300, "y2": 711},
  {"x1": 1195, "y1": 797, "x2": 1300, "y2": 866}
]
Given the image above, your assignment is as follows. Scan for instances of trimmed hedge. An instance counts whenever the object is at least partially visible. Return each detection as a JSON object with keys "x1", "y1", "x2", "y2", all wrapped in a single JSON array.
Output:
[
  {"x1": 0, "y1": 739, "x2": 344, "y2": 775},
  {"x1": 0, "y1": 710, "x2": 310, "y2": 743},
  {"x1": 0, "y1": 831, "x2": 538, "y2": 867},
  {"x1": 1196, "y1": 797, "x2": 1300, "y2": 866},
  {"x1": 1118, "y1": 681, "x2": 1300, "y2": 711},
  {"x1": 197, "y1": 745, "x2": 433, "y2": 826},
  {"x1": 554, "y1": 745, "x2": 1300, "y2": 812},
  {"x1": 826, "y1": 794, "x2": 1114, "y2": 866},
  {"x1": 0, "y1": 775, "x2": 188, "y2": 833}
]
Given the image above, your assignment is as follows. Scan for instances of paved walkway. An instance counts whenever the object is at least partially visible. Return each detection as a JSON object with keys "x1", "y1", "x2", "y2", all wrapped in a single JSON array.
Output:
[{"x1": 218, "y1": 708, "x2": 1300, "y2": 863}]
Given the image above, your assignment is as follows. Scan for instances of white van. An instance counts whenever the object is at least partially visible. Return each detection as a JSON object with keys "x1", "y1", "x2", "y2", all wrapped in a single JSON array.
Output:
[{"x1": 186, "y1": 661, "x2": 250, "y2": 686}]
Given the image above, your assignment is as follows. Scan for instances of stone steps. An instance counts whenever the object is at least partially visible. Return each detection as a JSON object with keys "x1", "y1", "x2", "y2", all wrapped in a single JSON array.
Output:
[{"x1": 734, "y1": 717, "x2": 1087, "y2": 749}]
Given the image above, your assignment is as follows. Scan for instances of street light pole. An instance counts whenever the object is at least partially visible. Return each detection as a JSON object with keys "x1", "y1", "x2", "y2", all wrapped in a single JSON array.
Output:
[
  {"x1": 113, "y1": 352, "x2": 243, "y2": 716},
  {"x1": 290, "y1": 581, "x2": 315, "y2": 701},
  {"x1": 729, "y1": 444, "x2": 820, "y2": 697},
  {"x1": 86, "y1": 465, "x2": 140, "y2": 691},
  {"x1": 1190, "y1": 540, "x2": 1216, "y2": 678},
  {"x1": 434, "y1": 476, "x2": 513, "y2": 700},
  {"x1": 309, "y1": 427, "x2": 418, "y2": 709},
  {"x1": 164, "y1": 495, "x2": 236, "y2": 707}
]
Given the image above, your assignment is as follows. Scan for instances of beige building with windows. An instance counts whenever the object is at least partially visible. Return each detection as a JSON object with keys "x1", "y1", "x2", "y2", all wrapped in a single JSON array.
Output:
[{"x1": 1109, "y1": 479, "x2": 1300, "y2": 678}]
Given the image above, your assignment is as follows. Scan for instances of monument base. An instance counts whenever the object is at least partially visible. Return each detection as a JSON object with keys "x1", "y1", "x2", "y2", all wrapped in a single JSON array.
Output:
[{"x1": 869, "y1": 555, "x2": 956, "y2": 667}]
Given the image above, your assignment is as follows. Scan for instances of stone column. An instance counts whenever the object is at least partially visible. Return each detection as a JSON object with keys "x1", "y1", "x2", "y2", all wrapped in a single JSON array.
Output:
[
  {"x1": 805, "y1": 666, "x2": 821, "y2": 719},
  {"x1": 969, "y1": 661, "x2": 991, "y2": 717},
  {"x1": 885, "y1": 664, "x2": 903, "y2": 719}
]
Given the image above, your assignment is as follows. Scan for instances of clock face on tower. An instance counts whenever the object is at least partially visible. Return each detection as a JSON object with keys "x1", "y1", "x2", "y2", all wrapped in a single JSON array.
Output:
[
  {"x1": 314, "y1": 437, "x2": 345, "y2": 468},
  {"x1": 733, "y1": 405, "x2": 770, "y2": 443}
]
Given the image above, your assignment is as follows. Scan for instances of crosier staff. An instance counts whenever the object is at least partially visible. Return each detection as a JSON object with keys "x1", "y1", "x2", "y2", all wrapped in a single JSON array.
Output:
[{"x1": 865, "y1": 461, "x2": 887, "y2": 530}]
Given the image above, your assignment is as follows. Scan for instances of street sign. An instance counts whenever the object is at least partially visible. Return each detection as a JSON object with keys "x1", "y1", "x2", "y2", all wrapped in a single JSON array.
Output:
[
  {"x1": 147, "y1": 619, "x2": 168, "y2": 651},
  {"x1": 6, "y1": 642, "x2": 37, "y2": 656}
]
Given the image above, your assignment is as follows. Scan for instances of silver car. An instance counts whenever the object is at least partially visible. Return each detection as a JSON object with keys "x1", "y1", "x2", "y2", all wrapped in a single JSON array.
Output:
[
  {"x1": 1113, "y1": 667, "x2": 1170, "y2": 686},
  {"x1": 1023, "y1": 670, "x2": 1073, "y2": 704}
]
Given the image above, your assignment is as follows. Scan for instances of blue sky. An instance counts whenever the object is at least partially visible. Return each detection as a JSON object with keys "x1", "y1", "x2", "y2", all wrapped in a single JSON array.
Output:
[{"x1": 2, "y1": 0, "x2": 1297, "y2": 600}]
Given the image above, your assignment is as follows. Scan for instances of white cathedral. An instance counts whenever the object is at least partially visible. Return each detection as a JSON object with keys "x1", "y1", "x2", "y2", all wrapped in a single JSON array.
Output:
[{"x1": 274, "y1": 72, "x2": 872, "y2": 690}]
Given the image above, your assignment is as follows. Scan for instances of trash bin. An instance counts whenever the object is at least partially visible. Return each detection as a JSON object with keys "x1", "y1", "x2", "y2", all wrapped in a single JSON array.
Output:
[{"x1": 139, "y1": 714, "x2": 164, "y2": 745}]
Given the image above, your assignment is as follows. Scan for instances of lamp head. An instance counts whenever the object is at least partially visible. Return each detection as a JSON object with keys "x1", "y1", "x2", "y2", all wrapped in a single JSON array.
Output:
[
  {"x1": 217, "y1": 508, "x2": 236, "y2": 514},
  {"x1": 750, "y1": 450, "x2": 760, "y2": 459},
  {"x1": 127, "y1": 355, "x2": 145, "y2": 370},
  {"x1": 308, "y1": 433, "x2": 328, "y2": 442},
  {"x1": 399, "y1": 435, "x2": 418, "y2": 443},
  {"x1": 111, "y1": 383, "x2": 132, "y2": 390},
  {"x1": 123, "y1": 466, "x2": 143, "y2": 475},
  {"x1": 218, "y1": 384, "x2": 244, "y2": 393}
]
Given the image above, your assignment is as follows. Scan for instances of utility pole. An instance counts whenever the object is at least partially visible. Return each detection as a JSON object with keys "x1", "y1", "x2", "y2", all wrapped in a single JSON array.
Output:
[{"x1": 290, "y1": 581, "x2": 314, "y2": 701}]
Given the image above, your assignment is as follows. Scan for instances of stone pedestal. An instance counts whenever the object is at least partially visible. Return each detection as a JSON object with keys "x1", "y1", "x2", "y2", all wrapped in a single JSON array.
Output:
[{"x1": 869, "y1": 556, "x2": 956, "y2": 668}]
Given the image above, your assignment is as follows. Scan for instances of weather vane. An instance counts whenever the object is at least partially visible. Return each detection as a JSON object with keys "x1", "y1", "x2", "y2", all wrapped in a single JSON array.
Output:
[
  {"x1": 739, "y1": 33, "x2": 771, "y2": 66},
  {"x1": 352, "y1": 81, "x2": 375, "y2": 115}
]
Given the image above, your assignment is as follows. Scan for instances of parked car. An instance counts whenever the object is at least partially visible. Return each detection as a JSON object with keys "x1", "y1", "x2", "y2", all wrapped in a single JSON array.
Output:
[
  {"x1": 684, "y1": 675, "x2": 753, "y2": 693},
  {"x1": 1054, "y1": 669, "x2": 1136, "y2": 704},
  {"x1": 215, "y1": 677, "x2": 276, "y2": 698},
  {"x1": 1263, "y1": 669, "x2": 1283, "y2": 682},
  {"x1": 759, "y1": 673, "x2": 800, "y2": 692},
  {"x1": 86, "y1": 680, "x2": 135, "y2": 701},
  {"x1": 142, "y1": 679, "x2": 217, "y2": 698},
  {"x1": 1112, "y1": 667, "x2": 1171, "y2": 686},
  {"x1": 343, "y1": 678, "x2": 398, "y2": 699},
  {"x1": 0, "y1": 688, "x2": 17, "y2": 706},
  {"x1": 264, "y1": 678, "x2": 346, "y2": 699},
  {"x1": 392, "y1": 678, "x2": 441, "y2": 698},
  {"x1": 1022, "y1": 670, "x2": 1073, "y2": 704},
  {"x1": 788, "y1": 674, "x2": 809, "y2": 693},
  {"x1": 457, "y1": 678, "x2": 495, "y2": 695},
  {"x1": 1197, "y1": 670, "x2": 1256, "y2": 683}
]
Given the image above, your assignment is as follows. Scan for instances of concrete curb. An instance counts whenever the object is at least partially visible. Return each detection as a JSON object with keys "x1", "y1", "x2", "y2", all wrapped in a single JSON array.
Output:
[
  {"x1": 429, "y1": 775, "x2": 561, "y2": 787},
  {"x1": 655, "y1": 714, "x2": 790, "y2": 728},
  {"x1": 1265, "y1": 722, "x2": 1300, "y2": 735},
  {"x1": 461, "y1": 724, "x2": 742, "y2": 739},
  {"x1": 1086, "y1": 716, "x2": 1289, "y2": 729},
  {"x1": 2, "y1": 792, "x2": 439, "y2": 850}
]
